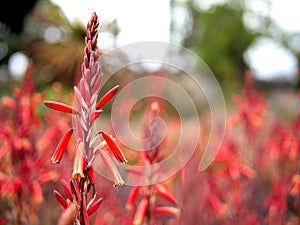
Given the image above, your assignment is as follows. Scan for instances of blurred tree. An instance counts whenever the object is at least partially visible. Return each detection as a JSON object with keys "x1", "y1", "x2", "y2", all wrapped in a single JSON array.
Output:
[
  {"x1": 170, "y1": 0, "x2": 299, "y2": 93},
  {"x1": 171, "y1": 0, "x2": 259, "y2": 92}
]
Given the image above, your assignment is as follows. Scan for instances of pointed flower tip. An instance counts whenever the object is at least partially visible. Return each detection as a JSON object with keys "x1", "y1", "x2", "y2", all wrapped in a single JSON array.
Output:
[
  {"x1": 155, "y1": 206, "x2": 180, "y2": 217},
  {"x1": 113, "y1": 181, "x2": 124, "y2": 189},
  {"x1": 96, "y1": 85, "x2": 120, "y2": 110},
  {"x1": 100, "y1": 131, "x2": 127, "y2": 164},
  {"x1": 90, "y1": 109, "x2": 103, "y2": 123},
  {"x1": 133, "y1": 197, "x2": 148, "y2": 225},
  {"x1": 126, "y1": 186, "x2": 140, "y2": 210},
  {"x1": 50, "y1": 128, "x2": 74, "y2": 164},
  {"x1": 53, "y1": 190, "x2": 68, "y2": 209},
  {"x1": 44, "y1": 101, "x2": 78, "y2": 114},
  {"x1": 60, "y1": 179, "x2": 73, "y2": 202},
  {"x1": 87, "y1": 198, "x2": 103, "y2": 216},
  {"x1": 154, "y1": 184, "x2": 178, "y2": 205}
]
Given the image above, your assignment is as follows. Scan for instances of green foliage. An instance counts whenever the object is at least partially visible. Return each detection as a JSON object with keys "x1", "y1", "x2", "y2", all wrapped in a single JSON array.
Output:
[{"x1": 183, "y1": 2, "x2": 259, "y2": 92}]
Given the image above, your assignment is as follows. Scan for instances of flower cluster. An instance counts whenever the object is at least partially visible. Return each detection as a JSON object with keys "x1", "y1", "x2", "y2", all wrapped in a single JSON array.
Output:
[{"x1": 0, "y1": 61, "x2": 57, "y2": 224}]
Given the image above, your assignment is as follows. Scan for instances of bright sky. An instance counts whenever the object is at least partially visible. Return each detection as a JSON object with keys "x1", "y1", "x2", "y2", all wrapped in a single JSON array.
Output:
[
  {"x1": 9, "y1": 0, "x2": 300, "y2": 82},
  {"x1": 50, "y1": 0, "x2": 171, "y2": 46}
]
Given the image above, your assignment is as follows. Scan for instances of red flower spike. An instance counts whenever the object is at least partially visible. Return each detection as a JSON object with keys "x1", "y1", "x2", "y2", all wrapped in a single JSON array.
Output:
[
  {"x1": 133, "y1": 197, "x2": 148, "y2": 225},
  {"x1": 87, "y1": 198, "x2": 103, "y2": 216},
  {"x1": 96, "y1": 85, "x2": 119, "y2": 109},
  {"x1": 51, "y1": 128, "x2": 74, "y2": 164},
  {"x1": 126, "y1": 186, "x2": 140, "y2": 210},
  {"x1": 155, "y1": 206, "x2": 180, "y2": 217},
  {"x1": 154, "y1": 184, "x2": 178, "y2": 205},
  {"x1": 100, "y1": 131, "x2": 128, "y2": 164},
  {"x1": 44, "y1": 101, "x2": 79, "y2": 114},
  {"x1": 54, "y1": 190, "x2": 68, "y2": 209},
  {"x1": 61, "y1": 179, "x2": 73, "y2": 202}
]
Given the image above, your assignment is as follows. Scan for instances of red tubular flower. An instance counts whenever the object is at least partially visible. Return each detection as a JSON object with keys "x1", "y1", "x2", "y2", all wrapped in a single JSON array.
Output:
[
  {"x1": 291, "y1": 175, "x2": 300, "y2": 195},
  {"x1": 72, "y1": 144, "x2": 86, "y2": 180},
  {"x1": 89, "y1": 110, "x2": 103, "y2": 123},
  {"x1": 61, "y1": 179, "x2": 73, "y2": 202},
  {"x1": 54, "y1": 190, "x2": 69, "y2": 210},
  {"x1": 44, "y1": 101, "x2": 79, "y2": 114},
  {"x1": 32, "y1": 180, "x2": 43, "y2": 204},
  {"x1": 209, "y1": 194, "x2": 228, "y2": 218},
  {"x1": 51, "y1": 128, "x2": 74, "y2": 164},
  {"x1": 155, "y1": 206, "x2": 180, "y2": 217},
  {"x1": 87, "y1": 167, "x2": 95, "y2": 185},
  {"x1": 153, "y1": 184, "x2": 177, "y2": 205},
  {"x1": 99, "y1": 150, "x2": 125, "y2": 188},
  {"x1": 100, "y1": 131, "x2": 128, "y2": 164},
  {"x1": 82, "y1": 193, "x2": 89, "y2": 225},
  {"x1": 96, "y1": 85, "x2": 119, "y2": 110},
  {"x1": 126, "y1": 186, "x2": 140, "y2": 210},
  {"x1": 133, "y1": 197, "x2": 148, "y2": 225},
  {"x1": 87, "y1": 198, "x2": 103, "y2": 216}
]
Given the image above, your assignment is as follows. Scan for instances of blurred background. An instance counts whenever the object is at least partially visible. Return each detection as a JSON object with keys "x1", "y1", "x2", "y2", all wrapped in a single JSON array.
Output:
[
  {"x1": 1, "y1": 1, "x2": 300, "y2": 224},
  {"x1": 0, "y1": 0, "x2": 300, "y2": 97}
]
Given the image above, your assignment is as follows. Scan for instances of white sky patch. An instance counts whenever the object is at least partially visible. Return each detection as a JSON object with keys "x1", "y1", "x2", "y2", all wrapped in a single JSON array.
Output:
[
  {"x1": 270, "y1": 0, "x2": 300, "y2": 32},
  {"x1": 245, "y1": 38, "x2": 297, "y2": 82},
  {"x1": 50, "y1": 0, "x2": 171, "y2": 47},
  {"x1": 8, "y1": 52, "x2": 29, "y2": 79}
]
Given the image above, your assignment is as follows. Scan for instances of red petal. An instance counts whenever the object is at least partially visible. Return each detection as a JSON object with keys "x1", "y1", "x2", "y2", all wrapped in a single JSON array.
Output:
[
  {"x1": 100, "y1": 131, "x2": 127, "y2": 164},
  {"x1": 99, "y1": 150, "x2": 124, "y2": 188},
  {"x1": 126, "y1": 186, "x2": 140, "y2": 210},
  {"x1": 32, "y1": 180, "x2": 43, "y2": 204},
  {"x1": 154, "y1": 184, "x2": 177, "y2": 205},
  {"x1": 133, "y1": 197, "x2": 148, "y2": 225},
  {"x1": 72, "y1": 145, "x2": 86, "y2": 180},
  {"x1": 44, "y1": 101, "x2": 78, "y2": 114},
  {"x1": 54, "y1": 190, "x2": 68, "y2": 209},
  {"x1": 82, "y1": 191, "x2": 89, "y2": 225},
  {"x1": 87, "y1": 198, "x2": 103, "y2": 216},
  {"x1": 61, "y1": 179, "x2": 73, "y2": 202},
  {"x1": 51, "y1": 128, "x2": 73, "y2": 164},
  {"x1": 88, "y1": 167, "x2": 95, "y2": 185},
  {"x1": 89, "y1": 110, "x2": 103, "y2": 123},
  {"x1": 155, "y1": 206, "x2": 180, "y2": 217},
  {"x1": 96, "y1": 85, "x2": 119, "y2": 109}
]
